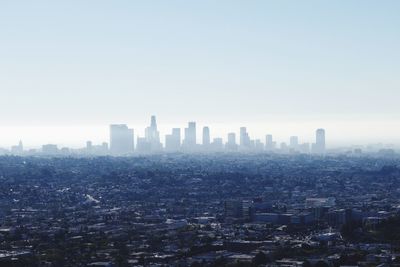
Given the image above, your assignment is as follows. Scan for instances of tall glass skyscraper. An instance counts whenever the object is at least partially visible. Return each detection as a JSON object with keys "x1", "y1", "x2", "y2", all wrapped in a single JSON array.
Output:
[
  {"x1": 313, "y1": 128, "x2": 326, "y2": 154},
  {"x1": 145, "y1": 115, "x2": 162, "y2": 152},
  {"x1": 183, "y1": 122, "x2": 196, "y2": 151},
  {"x1": 109, "y1": 124, "x2": 134, "y2": 155}
]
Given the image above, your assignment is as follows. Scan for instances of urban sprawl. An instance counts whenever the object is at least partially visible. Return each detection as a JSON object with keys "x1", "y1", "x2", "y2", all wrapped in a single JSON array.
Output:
[{"x1": 0, "y1": 117, "x2": 399, "y2": 267}]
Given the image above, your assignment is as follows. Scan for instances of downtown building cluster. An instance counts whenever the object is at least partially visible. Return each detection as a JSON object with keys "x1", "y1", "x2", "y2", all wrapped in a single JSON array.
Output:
[
  {"x1": 0, "y1": 116, "x2": 326, "y2": 156},
  {"x1": 109, "y1": 116, "x2": 326, "y2": 155}
]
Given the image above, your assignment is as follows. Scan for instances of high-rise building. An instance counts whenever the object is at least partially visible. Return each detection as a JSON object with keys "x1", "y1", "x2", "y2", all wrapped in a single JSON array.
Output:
[
  {"x1": 289, "y1": 136, "x2": 299, "y2": 150},
  {"x1": 202, "y1": 126, "x2": 210, "y2": 147},
  {"x1": 86, "y1": 141, "x2": 93, "y2": 152},
  {"x1": 227, "y1": 133, "x2": 236, "y2": 144},
  {"x1": 165, "y1": 128, "x2": 181, "y2": 152},
  {"x1": 312, "y1": 128, "x2": 326, "y2": 154},
  {"x1": 265, "y1": 134, "x2": 275, "y2": 151},
  {"x1": 224, "y1": 200, "x2": 253, "y2": 220},
  {"x1": 226, "y1": 132, "x2": 238, "y2": 151},
  {"x1": 224, "y1": 200, "x2": 243, "y2": 218},
  {"x1": 109, "y1": 124, "x2": 134, "y2": 155},
  {"x1": 183, "y1": 122, "x2": 196, "y2": 151},
  {"x1": 316, "y1": 129, "x2": 325, "y2": 147},
  {"x1": 144, "y1": 115, "x2": 162, "y2": 152},
  {"x1": 240, "y1": 127, "x2": 251, "y2": 149}
]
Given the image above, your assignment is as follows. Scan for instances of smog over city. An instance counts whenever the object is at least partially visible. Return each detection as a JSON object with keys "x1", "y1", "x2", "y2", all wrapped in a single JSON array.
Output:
[{"x1": 0, "y1": 1, "x2": 400, "y2": 267}]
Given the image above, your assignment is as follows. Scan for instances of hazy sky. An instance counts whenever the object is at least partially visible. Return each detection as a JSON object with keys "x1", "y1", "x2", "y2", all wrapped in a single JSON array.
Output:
[{"x1": 1, "y1": 1, "x2": 399, "y2": 147}]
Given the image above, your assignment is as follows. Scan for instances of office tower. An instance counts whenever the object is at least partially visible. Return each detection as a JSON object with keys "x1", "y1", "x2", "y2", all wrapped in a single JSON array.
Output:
[
  {"x1": 86, "y1": 141, "x2": 93, "y2": 152},
  {"x1": 227, "y1": 133, "x2": 236, "y2": 145},
  {"x1": 265, "y1": 134, "x2": 275, "y2": 151},
  {"x1": 165, "y1": 128, "x2": 181, "y2": 152},
  {"x1": 224, "y1": 200, "x2": 243, "y2": 218},
  {"x1": 202, "y1": 126, "x2": 210, "y2": 147},
  {"x1": 240, "y1": 127, "x2": 251, "y2": 149},
  {"x1": 224, "y1": 200, "x2": 253, "y2": 220},
  {"x1": 316, "y1": 129, "x2": 325, "y2": 148},
  {"x1": 172, "y1": 128, "x2": 181, "y2": 147},
  {"x1": 312, "y1": 128, "x2": 326, "y2": 154},
  {"x1": 109, "y1": 124, "x2": 134, "y2": 155},
  {"x1": 226, "y1": 132, "x2": 238, "y2": 151},
  {"x1": 289, "y1": 136, "x2": 299, "y2": 150},
  {"x1": 144, "y1": 115, "x2": 162, "y2": 152},
  {"x1": 183, "y1": 122, "x2": 196, "y2": 151},
  {"x1": 242, "y1": 200, "x2": 253, "y2": 221}
]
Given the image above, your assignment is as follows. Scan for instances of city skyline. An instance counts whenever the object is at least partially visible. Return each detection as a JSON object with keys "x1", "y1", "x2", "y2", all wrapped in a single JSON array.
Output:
[
  {"x1": 1, "y1": 115, "x2": 395, "y2": 155},
  {"x1": 1, "y1": 1, "x2": 400, "y2": 146},
  {"x1": 0, "y1": 116, "x2": 399, "y2": 149},
  {"x1": 4, "y1": 116, "x2": 330, "y2": 154},
  {"x1": 0, "y1": 117, "x2": 399, "y2": 149}
]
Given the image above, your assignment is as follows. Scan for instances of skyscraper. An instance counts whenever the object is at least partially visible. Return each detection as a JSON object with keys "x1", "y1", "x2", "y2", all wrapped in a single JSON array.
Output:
[
  {"x1": 226, "y1": 132, "x2": 238, "y2": 151},
  {"x1": 289, "y1": 136, "x2": 299, "y2": 150},
  {"x1": 265, "y1": 134, "x2": 275, "y2": 151},
  {"x1": 312, "y1": 128, "x2": 326, "y2": 154},
  {"x1": 202, "y1": 126, "x2": 210, "y2": 148},
  {"x1": 165, "y1": 128, "x2": 181, "y2": 152},
  {"x1": 240, "y1": 127, "x2": 251, "y2": 149},
  {"x1": 110, "y1": 124, "x2": 134, "y2": 155},
  {"x1": 144, "y1": 115, "x2": 162, "y2": 152},
  {"x1": 86, "y1": 141, "x2": 93, "y2": 153},
  {"x1": 183, "y1": 122, "x2": 196, "y2": 151},
  {"x1": 227, "y1": 133, "x2": 236, "y2": 144},
  {"x1": 316, "y1": 129, "x2": 325, "y2": 147}
]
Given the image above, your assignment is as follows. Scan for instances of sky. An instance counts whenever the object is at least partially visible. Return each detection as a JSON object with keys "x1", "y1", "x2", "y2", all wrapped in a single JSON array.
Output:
[{"x1": 0, "y1": 1, "x2": 399, "y2": 148}]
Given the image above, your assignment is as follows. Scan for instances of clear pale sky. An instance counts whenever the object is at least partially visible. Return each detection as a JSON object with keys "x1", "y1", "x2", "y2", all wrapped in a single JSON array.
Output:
[{"x1": 0, "y1": 1, "x2": 399, "y2": 147}]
